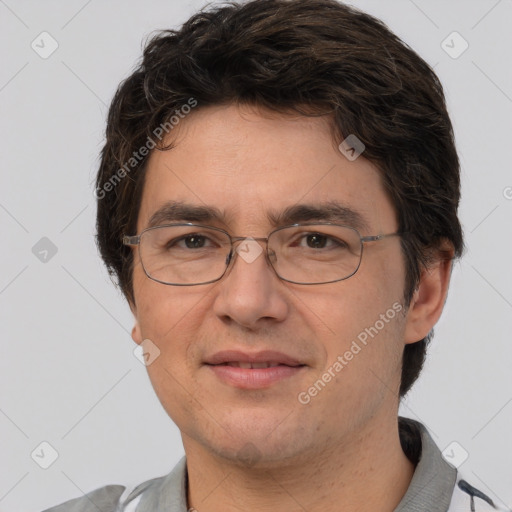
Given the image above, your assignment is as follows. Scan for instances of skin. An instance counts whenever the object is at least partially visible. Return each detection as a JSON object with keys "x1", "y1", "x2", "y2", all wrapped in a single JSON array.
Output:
[{"x1": 128, "y1": 103, "x2": 453, "y2": 512}]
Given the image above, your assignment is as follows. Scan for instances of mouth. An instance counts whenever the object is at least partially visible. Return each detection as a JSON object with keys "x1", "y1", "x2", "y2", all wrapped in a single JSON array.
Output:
[
  {"x1": 214, "y1": 361, "x2": 299, "y2": 369},
  {"x1": 204, "y1": 350, "x2": 306, "y2": 389}
]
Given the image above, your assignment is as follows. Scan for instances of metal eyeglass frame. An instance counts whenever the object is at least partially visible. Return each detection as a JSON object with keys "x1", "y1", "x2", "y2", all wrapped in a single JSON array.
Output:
[{"x1": 123, "y1": 222, "x2": 402, "y2": 286}]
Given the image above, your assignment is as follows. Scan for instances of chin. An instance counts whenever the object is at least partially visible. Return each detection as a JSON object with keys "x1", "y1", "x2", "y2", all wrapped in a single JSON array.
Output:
[
  {"x1": 211, "y1": 437, "x2": 308, "y2": 469},
  {"x1": 192, "y1": 409, "x2": 316, "y2": 468}
]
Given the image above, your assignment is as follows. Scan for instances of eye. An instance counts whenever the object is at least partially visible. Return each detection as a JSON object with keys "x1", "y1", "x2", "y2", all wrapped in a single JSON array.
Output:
[
  {"x1": 183, "y1": 235, "x2": 207, "y2": 249},
  {"x1": 167, "y1": 234, "x2": 214, "y2": 250},
  {"x1": 304, "y1": 233, "x2": 328, "y2": 249},
  {"x1": 297, "y1": 233, "x2": 348, "y2": 250}
]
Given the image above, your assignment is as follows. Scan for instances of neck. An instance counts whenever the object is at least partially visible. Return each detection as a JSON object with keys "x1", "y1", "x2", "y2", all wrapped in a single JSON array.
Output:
[{"x1": 184, "y1": 413, "x2": 415, "y2": 512}]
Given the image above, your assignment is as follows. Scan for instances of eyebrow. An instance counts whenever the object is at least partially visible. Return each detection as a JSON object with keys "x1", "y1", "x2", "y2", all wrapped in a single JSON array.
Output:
[
  {"x1": 146, "y1": 200, "x2": 371, "y2": 232},
  {"x1": 267, "y1": 202, "x2": 371, "y2": 232},
  {"x1": 147, "y1": 201, "x2": 225, "y2": 228}
]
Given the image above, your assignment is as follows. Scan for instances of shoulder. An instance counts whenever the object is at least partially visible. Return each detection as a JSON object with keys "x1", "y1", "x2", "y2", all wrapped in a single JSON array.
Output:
[
  {"x1": 448, "y1": 475, "x2": 511, "y2": 512},
  {"x1": 42, "y1": 485, "x2": 126, "y2": 512},
  {"x1": 41, "y1": 478, "x2": 166, "y2": 512},
  {"x1": 397, "y1": 417, "x2": 509, "y2": 512},
  {"x1": 42, "y1": 458, "x2": 187, "y2": 512}
]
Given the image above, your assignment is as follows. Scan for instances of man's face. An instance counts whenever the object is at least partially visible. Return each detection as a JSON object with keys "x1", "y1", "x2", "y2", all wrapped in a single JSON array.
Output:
[{"x1": 130, "y1": 104, "x2": 410, "y2": 465}]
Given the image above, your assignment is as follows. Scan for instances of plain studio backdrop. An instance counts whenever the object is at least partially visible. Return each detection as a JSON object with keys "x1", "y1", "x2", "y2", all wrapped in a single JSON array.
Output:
[{"x1": 1, "y1": 1, "x2": 511, "y2": 510}]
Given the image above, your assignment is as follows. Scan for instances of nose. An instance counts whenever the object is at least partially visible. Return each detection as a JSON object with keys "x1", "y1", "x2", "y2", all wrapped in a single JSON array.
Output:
[{"x1": 212, "y1": 238, "x2": 289, "y2": 330}]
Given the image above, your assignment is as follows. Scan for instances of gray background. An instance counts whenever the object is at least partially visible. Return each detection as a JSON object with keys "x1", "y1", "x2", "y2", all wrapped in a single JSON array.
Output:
[{"x1": 1, "y1": 0, "x2": 511, "y2": 510}]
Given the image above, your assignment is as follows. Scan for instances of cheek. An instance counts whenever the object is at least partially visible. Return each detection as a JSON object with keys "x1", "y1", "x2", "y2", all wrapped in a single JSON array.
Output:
[
  {"x1": 297, "y1": 265, "x2": 405, "y2": 346},
  {"x1": 133, "y1": 257, "x2": 204, "y2": 336},
  {"x1": 295, "y1": 249, "x2": 407, "y2": 388},
  {"x1": 306, "y1": 300, "x2": 406, "y2": 423},
  {"x1": 133, "y1": 274, "x2": 217, "y2": 376},
  {"x1": 134, "y1": 284, "x2": 206, "y2": 419}
]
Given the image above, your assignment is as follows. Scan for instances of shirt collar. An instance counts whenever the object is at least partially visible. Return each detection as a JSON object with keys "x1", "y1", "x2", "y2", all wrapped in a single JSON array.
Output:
[{"x1": 394, "y1": 417, "x2": 457, "y2": 511}]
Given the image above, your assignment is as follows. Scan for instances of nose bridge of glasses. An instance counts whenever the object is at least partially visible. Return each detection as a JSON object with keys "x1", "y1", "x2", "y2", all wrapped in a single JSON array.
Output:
[
  {"x1": 225, "y1": 235, "x2": 275, "y2": 271},
  {"x1": 230, "y1": 235, "x2": 269, "y2": 245},
  {"x1": 229, "y1": 236, "x2": 270, "y2": 257}
]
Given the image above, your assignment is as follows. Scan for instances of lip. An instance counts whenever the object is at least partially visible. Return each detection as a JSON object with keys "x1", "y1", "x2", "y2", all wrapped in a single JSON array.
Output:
[
  {"x1": 204, "y1": 350, "x2": 306, "y2": 389},
  {"x1": 205, "y1": 350, "x2": 303, "y2": 367}
]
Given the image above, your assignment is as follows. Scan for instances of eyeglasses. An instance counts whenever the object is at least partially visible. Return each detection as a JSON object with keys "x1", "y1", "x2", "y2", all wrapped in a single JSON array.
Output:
[{"x1": 123, "y1": 223, "x2": 401, "y2": 286}]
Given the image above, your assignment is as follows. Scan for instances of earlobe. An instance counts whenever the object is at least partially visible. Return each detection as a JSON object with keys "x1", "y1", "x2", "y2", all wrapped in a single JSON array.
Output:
[
  {"x1": 404, "y1": 253, "x2": 453, "y2": 344},
  {"x1": 129, "y1": 301, "x2": 143, "y2": 345},
  {"x1": 131, "y1": 323, "x2": 143, "y2": 345}
]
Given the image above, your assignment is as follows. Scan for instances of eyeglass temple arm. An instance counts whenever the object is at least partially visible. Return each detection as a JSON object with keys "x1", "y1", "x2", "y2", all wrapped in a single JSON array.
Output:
[
  {"x1": 123, "y1": 235, "x2": 140, "y2": 246},
  {"x1": 360, "y1": 232, "x2": 402, "y2": 243}
]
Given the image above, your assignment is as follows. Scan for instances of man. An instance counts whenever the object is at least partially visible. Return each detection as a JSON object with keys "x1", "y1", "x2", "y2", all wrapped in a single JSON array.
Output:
[{"x1": 46, "y1": 0, "x2": 507, "y2": 510}]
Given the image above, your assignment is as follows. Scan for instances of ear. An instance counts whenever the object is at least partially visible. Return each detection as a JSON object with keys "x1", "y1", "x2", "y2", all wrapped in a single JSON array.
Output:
[
  {"x1": 404, "y1": 243, "x2": 455, "y2": 344},
  {"x1": 128, "y1": 299, "x2": 143, "y2": 345}
]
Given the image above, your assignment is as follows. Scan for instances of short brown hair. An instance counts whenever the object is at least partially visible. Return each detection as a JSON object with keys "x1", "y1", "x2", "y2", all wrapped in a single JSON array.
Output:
[{"x1": 95, "y1": 0, "x2": 464, "y2": 398}]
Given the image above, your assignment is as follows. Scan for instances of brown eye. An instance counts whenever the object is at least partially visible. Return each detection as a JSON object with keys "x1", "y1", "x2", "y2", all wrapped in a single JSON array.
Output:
[
  {"x1": 183, "y1": 235, "x2": 207, "y2": 248},
  {"x1": 306, "y1": 234, "x2": 328, "y2": 249}
]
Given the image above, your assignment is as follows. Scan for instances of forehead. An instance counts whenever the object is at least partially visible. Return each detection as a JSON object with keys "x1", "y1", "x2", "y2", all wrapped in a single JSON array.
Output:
[{"x1": 137, "y1": 104, "x2": 396, "y2": 233}]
